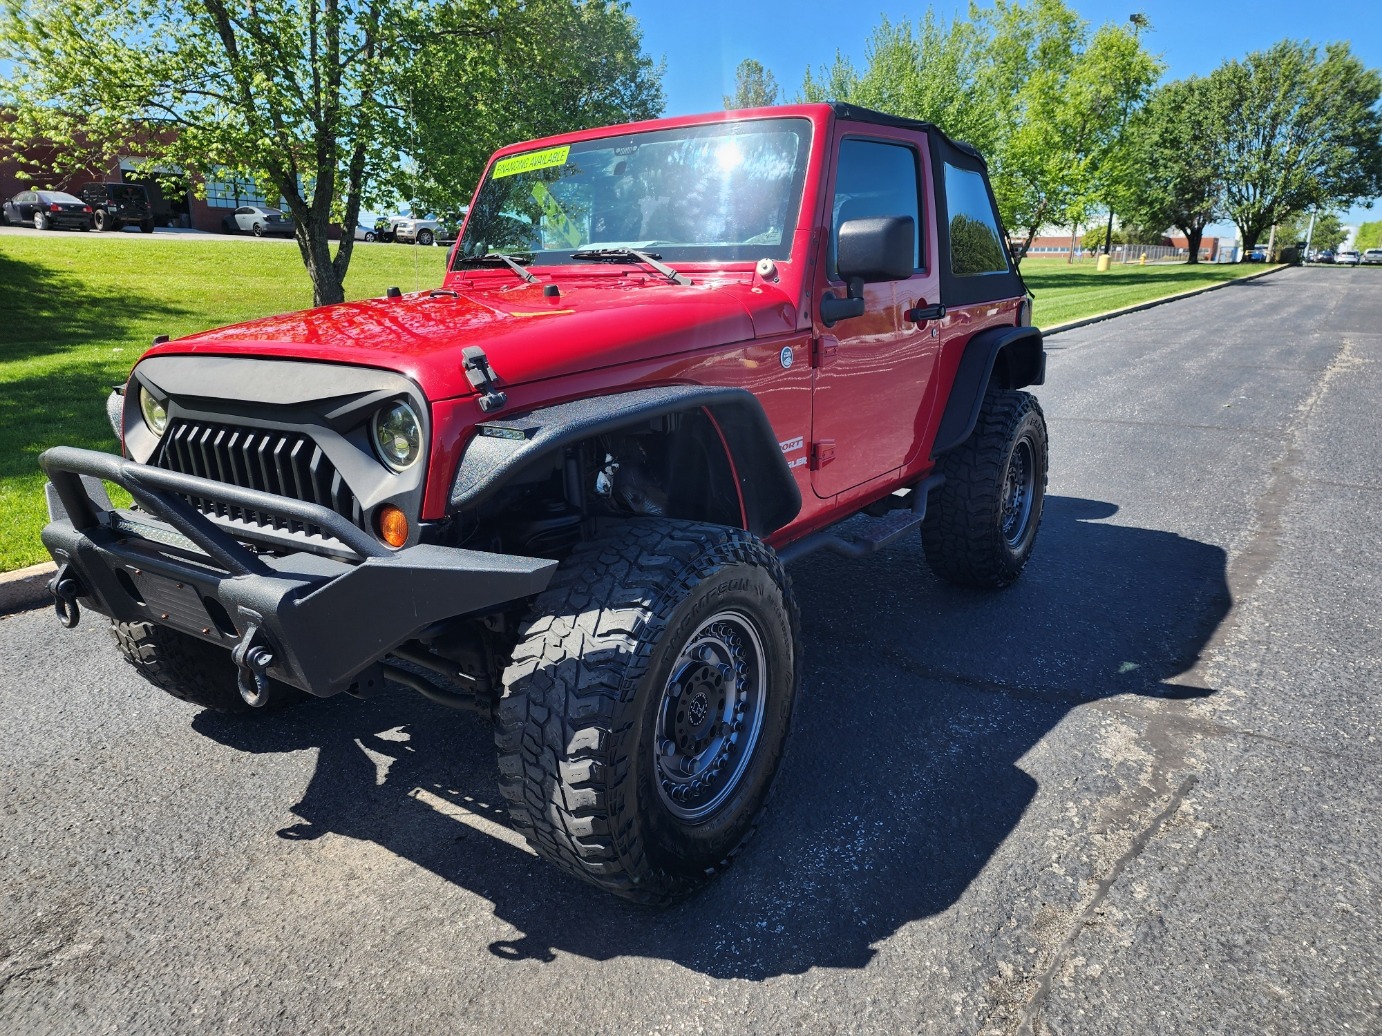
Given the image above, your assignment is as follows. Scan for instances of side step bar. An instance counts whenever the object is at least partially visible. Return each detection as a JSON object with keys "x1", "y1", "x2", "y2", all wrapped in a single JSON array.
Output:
[{"x1": 777, "y1": 474, "x2": 944, "y2": 564}]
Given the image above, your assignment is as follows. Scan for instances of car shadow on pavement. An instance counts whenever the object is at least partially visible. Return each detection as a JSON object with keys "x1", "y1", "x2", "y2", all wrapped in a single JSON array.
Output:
[{"x1": 193, "y1": 495, "x2": 1229, "y2": 979}]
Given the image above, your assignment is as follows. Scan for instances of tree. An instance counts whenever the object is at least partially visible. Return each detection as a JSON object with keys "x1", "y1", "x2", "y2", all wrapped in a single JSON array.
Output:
[
  {"x1": 724, "y1": 59, "x2": 780, "y2": 110},
  {"x1": 1276, "y1": 211, "x2": 1346, "y2": 253},
  {"x1": 1356, "y1": 220, "x2": 1382, "y2": 252},
  {"x1": 800, "y1": 2, "x2": 1162, "y2": 266},
  {"x1": 0, "y1": 0, "x2": 664, "y2": 306},
  {"x1": 1204, "y1": 40, "x2": 1382, "y2": 257},
  {"x1": 401, "y1": 0, "x2": 665, "y2": 218},
  {"x1": 1113, "y1": 77, "x2": 1224, "y2": 263}
]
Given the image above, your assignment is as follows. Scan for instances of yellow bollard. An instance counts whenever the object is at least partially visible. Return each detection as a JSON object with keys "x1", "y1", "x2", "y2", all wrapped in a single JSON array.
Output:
[{"x1": 1096, "y1": 254, "x2": 1111, "y2": 272}]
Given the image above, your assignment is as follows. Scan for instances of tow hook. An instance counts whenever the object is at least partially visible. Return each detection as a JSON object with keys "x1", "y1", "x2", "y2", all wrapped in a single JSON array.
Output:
[
  {"x1": 231, "y1": 623, "x2": 276, "y2": 707},
  {"x1": 48, "y1": 563, "x2": 85, "y2": 629}
]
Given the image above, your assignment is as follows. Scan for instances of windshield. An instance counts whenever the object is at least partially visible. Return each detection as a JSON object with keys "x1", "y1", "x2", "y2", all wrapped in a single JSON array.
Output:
[{"x1": 456, "y1": 118, "x2": 811, "y2": 268}]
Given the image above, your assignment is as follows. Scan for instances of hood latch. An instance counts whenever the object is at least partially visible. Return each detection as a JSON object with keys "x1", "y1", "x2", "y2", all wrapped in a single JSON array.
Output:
[{"x1": 462, "y1": 346, "x2": 508, "y2": 413}]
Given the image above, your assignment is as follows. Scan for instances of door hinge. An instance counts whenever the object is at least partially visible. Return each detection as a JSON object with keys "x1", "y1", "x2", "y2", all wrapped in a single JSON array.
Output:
[
  {"x1": 812, "y1": 335, "x2": 839, "y2": 368},
  {"x1": 810, "y1": 440, "x2": 836, "y2": 470}
]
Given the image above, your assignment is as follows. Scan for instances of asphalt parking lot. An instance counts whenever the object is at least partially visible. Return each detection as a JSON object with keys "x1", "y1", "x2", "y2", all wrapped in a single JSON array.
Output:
[{"x1": 1, "y1": 266, "x2": 1378, "y2": 1034}]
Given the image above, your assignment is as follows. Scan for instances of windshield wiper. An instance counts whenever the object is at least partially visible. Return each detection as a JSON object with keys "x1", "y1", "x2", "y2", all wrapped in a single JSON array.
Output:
[
  {"x1": 570, "y1": 248, "x2": 692, "y2": 286},
  {"x1": 454, "y1": 252, "x2": 537, "y2": 284}
]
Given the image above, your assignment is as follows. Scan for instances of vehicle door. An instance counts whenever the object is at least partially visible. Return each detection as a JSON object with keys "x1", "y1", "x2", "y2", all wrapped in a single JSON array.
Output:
[
  {"x1": 808, "y1": 127, "x2": 942, "y2": 499},
  {"x1": 18, "y1": 191, "x2": 36, "y2": 222},
  {"x1": 233, "y1": 207, "x2": 252, "y2": 231}
]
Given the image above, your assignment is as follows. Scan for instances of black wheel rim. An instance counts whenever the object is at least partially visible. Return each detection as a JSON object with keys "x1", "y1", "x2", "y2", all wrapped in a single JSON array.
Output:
[
  {"x1": 653, "y1": 610, "x2": 767, "y2": 823},
  {"x1": 1002, "y1": 437, "x2": 1037, "y2": 547}
]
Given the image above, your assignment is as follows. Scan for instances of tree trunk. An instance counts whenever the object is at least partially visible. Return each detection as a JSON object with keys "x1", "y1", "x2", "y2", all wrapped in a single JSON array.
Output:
[
  {"x1": 1236, "y1": 220, "x2": 1269, "y2": 262},
  {"x1": 1178, "y1": 224, "x2": 1205, "y2": 265},
  {"x1": 296, "y1": 215, "x2": 347, "y2": 306}
]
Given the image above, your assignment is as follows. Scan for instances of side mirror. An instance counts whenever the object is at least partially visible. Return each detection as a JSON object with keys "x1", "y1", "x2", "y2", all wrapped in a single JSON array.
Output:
[{"x1": 822, "y1": 216, "x2": 915, "y2": 326}]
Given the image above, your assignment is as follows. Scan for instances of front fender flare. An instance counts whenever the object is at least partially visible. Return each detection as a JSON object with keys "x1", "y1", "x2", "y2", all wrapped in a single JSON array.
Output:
[{"x1": 449, "y1": 385, "x2": 802, "y2": 537}]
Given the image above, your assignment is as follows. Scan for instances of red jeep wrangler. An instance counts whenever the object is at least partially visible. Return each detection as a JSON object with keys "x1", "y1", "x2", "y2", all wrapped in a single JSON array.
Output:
[{"x1": 41, "y1": 103, "x2": 1046, "y2": 903}]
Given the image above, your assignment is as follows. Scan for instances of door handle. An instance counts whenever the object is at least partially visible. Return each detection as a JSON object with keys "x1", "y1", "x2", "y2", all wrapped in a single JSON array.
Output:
[{"x1": 905, "y1": 302, "x2": 946, "y2": 324}]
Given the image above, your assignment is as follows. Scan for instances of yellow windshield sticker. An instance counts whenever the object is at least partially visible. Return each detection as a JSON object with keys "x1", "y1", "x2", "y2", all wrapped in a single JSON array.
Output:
[
  {"x1": 492, "y1": 145, "x2": 570, "y2": 180},
  {"x1": 531, "y1": 180, "x2": 583, "y2": 248}
]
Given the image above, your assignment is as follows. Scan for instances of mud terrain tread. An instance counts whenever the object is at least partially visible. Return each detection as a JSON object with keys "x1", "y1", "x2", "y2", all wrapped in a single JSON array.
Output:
[
  {"x1": 494, "y1": 519, "x2": 799, "y2": 904},
  {"x1": 111, "y1": 620, "x2": 294, "y2": 714},
  {"x1": 922, "y1": 389, "x2": 1047, "y2": 587}
]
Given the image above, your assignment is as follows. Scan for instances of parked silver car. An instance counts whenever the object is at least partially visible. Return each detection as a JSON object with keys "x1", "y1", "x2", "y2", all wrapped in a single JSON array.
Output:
[
  {"x1": 1361, "y1": 248, "x2": 1382, "y2": 266},
  {"x1": 221, "y1": 205, "x2": 294, "y2": 237},
  {"x1": 1336, "y1": 250, "x2": 1360, "y2": 267}
]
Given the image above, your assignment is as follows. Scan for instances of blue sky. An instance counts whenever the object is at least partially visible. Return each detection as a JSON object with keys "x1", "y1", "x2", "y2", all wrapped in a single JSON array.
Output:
[{"x1": 629, "y1": 0, "x2": 1382, "y2": 240}]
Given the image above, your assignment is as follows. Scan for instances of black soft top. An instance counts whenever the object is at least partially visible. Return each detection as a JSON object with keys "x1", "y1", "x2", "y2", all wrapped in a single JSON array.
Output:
[
  {"x1": 830, "y1": 102, "x2": 1028, "y2": 306},
  {"x1": 829, "y1": 103, "x2": 986, "y2": 164}
]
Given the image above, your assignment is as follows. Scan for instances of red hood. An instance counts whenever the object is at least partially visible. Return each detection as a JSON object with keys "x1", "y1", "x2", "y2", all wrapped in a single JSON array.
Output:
[{"x1": 149, "y1": 273, "x2": 798, "y2": 400}]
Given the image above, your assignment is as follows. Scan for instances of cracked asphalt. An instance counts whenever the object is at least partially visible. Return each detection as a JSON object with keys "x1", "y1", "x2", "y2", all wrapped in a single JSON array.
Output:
[{"x1": 2, "y1": 265, "x2": 1379, "y2": 1034}]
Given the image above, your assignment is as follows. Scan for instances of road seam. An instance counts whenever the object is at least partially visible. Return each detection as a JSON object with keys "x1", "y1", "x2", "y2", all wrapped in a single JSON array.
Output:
[{"x1": 1012, "y1": 775, "x2": 1200, "y2": 1036}]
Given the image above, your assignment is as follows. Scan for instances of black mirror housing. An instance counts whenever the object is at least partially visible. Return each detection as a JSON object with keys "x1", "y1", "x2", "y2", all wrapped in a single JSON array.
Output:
[{"x1": 836, "y1": 216, "x2": 915, "y2": 283}]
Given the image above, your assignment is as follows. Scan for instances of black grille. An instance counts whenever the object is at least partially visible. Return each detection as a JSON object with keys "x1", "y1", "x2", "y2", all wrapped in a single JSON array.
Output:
[{"x1": 156, "y1": 419, "x2": 364, "y2": 538}]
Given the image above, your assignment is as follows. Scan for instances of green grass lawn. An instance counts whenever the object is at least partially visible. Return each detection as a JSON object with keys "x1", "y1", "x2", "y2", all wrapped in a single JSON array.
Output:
[
  {"x1": 0, "y1": 236, "x2": 1274, "y2": 571},
  {"x1": 0, "y1": 234, "x2": 446, "y2": 571},
  {"x1": 1022, "y1": 259, "x2": 1270, "y2": 327}
]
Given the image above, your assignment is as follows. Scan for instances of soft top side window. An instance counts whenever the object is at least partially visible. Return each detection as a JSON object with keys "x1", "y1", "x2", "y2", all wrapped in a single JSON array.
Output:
[{"x1": 943, "y1": 164, "x2": 1010, "y2": 276}]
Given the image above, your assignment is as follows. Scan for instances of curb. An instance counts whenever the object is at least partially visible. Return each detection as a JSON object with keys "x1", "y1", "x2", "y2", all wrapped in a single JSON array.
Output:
[
  {"x1": 1043, "y1": 264, "x2": 1287, "y2": 337},
  {"x1": 0, "y1": 561, "x2": 57, "y2": 616}
]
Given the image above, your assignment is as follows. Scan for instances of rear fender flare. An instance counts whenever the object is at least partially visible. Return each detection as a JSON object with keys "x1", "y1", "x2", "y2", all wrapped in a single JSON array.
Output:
[
  {"x1": 449, "y1": 385, "x2": 802, "y2": 538},
  {"x1": 932, "y1": 325, "x2": 1045, "y2": 457}
]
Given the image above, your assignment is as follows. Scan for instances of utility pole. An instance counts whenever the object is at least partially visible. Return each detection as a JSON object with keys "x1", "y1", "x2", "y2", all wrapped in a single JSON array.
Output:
[{"x1": 1304, "y1": 208, "x2": 1317, "y2": 258}]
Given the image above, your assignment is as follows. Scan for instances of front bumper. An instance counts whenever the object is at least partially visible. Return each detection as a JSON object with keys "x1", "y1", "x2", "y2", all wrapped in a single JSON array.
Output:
[{"x1": 40, "y1": 446, "x2": 557, "y2": 698}]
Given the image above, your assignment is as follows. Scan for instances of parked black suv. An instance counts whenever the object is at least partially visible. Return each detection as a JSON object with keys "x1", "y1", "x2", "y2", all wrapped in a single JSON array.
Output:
[{"x1": 79, "y1": 183, "x2": 155, "y2": 234}]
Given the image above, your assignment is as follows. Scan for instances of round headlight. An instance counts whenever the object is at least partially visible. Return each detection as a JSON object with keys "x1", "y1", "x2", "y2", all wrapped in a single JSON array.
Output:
[
  {"x1": 371, "y1": 401, "x2": 422, "y2": 472},
  {"x1": 139, "y1": 385, "x2": 168, "y2": 435}
]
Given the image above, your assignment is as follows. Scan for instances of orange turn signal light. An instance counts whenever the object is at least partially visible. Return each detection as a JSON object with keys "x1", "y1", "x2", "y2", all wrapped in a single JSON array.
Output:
[{"x1": 377, "y1": 504, "x2": 409, "y2": 548}]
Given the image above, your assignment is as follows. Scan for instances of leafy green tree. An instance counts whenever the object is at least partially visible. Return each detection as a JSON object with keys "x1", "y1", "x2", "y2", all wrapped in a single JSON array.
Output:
[
  {"x1": 1082, "y1": 225, "x2": 1126, "y2": 250},
  {"x1": 401, "y1": 0, "x2": 665, "y2": 218},
  {"x1": 1113, "y1": 77, "x2": 1224, "y2": 263},
  {"x1": 1277, "y1": 211, "x2": 1347, "y2": 252},
  {"x1": 0, "y1": 0, "x2": 663, "y2": 306},
  {"x1": 724, "y1": 59, "x2": 781, "y2": 110},
  {"x1": 800, "y1": 1, "x2": 1161, "y2": 266},
  {"x1": 1355, "y1": 220, "x2": 1382, "y2": 252},
  {"x1": 1204, "y1": 40, "x2": 1382, "y2": 257}
]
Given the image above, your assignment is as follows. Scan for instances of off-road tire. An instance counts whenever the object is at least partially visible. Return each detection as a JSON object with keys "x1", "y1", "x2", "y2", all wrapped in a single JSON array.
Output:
[
  {"x1": 495, "y1": 519, "x2": 801, "y2": 904},
  {"x1": 139, "y1": 220, "x2": 154, "y2": 234},
  {"x1": 922, "y1": 388, "x2": 1047, "y2": 587},
  {"x1": 93, "y1": 209, "x2": 111, "y2": 232},
  {"x1": 111, "y1": 620, "x2": 300, "y2": 714}
]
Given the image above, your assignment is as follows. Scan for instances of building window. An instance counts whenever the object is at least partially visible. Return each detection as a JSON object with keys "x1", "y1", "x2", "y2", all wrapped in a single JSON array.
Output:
[{"x1": 205, "y1": 168, "x2": 267, "y2": 209}]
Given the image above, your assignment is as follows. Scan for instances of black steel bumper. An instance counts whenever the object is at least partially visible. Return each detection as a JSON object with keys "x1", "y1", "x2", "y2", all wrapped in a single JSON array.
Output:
[{"x1": 40, "y1": 446, "x2": 558, "y2": 698}]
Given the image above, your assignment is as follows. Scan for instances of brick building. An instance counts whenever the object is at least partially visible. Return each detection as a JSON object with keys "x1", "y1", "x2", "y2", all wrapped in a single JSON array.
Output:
[{"x1": 1, "y1": 121, "x2": 284, "y2": 233}]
